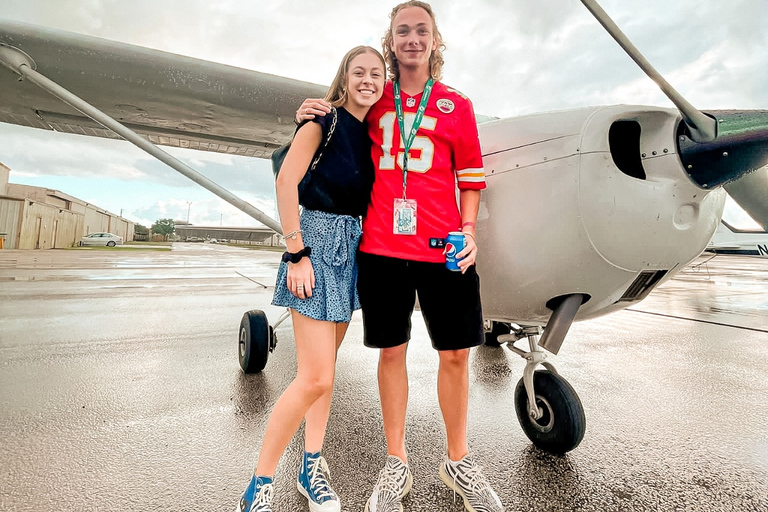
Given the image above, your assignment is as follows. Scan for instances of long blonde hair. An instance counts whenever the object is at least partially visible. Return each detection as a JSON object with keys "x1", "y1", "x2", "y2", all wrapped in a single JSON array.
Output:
[
  {"x1": 382, "y1": 0, "x2": 445, "y2": 82},
  {"x1": 325, "y1": 46, "x2": 386, "y2": 108}
]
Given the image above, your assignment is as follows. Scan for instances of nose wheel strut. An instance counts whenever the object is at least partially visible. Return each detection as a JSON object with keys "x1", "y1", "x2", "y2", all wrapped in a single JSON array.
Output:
[
  {"x1": 492, "y1": 294, "x2": 587, "y2": 454},
  {"x1": 505, "y1": 327, "x2": 558, "y2": 420}
]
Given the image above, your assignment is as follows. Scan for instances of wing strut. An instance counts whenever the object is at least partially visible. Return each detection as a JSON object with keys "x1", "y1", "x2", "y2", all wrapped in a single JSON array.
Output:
[{"x1": 0, "y1": 43, "x2": 283, "y2": 234}]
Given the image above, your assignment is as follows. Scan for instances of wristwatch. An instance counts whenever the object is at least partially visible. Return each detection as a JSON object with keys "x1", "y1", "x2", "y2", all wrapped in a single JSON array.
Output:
[{"x1": 282, "y1": 246, "x2": 312, "y2": 264}]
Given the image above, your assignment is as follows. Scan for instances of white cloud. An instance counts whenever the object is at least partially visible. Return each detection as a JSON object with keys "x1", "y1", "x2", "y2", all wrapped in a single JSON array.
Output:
[{"x1": 1, "y1": 0, "x2": 767, "y2": 228}]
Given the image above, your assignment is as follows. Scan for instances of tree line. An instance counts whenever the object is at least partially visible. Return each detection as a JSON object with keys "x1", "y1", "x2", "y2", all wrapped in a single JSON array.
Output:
[{"x1": 134, "y1": 218, "x2": 175, "y2": 241}]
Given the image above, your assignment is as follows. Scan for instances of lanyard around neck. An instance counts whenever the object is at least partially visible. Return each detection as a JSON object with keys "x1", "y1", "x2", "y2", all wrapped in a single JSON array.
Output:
[{"x1": 393, "y1": 78, "x2": 434, "y2": 198}]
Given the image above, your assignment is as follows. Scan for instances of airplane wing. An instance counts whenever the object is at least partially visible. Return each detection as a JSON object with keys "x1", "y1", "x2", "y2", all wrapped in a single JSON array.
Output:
[
  {"x1": 0, "y1": 20, "x2": 327, "y2": 158},
  {"x1": 1, "y1": 18, "x2": 765, "y2": 231}
]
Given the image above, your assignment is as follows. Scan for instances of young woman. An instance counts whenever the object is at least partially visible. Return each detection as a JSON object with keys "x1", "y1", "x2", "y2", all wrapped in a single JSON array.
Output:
[{"x1": 237, "y1": 46, "x2": 386, "y2": 512}]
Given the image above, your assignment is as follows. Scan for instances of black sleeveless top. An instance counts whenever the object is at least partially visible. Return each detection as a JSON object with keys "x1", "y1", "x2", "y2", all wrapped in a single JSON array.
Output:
[{"x1": 298, "y1": 107, "x2": 374, "y2": 217}]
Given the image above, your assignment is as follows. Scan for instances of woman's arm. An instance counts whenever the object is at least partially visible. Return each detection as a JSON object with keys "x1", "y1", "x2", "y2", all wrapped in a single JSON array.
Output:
[{"x1": 275, "y1": 122, "x2": 323, "y2": 297}]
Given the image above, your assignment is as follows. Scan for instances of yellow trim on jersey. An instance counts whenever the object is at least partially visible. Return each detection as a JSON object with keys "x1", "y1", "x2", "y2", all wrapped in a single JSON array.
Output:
[{"x1": 456, "y1": 168, "x2": 485, "y2": 182}]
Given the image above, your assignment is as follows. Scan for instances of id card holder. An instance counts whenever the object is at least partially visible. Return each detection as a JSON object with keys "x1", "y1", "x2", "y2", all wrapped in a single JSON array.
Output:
[{"x1": 393, "y1": 198, "x2": 417, "y2": 235}]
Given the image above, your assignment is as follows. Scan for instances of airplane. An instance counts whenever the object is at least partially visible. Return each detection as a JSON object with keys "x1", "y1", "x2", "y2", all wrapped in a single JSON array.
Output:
[
  {"x1": 1, "y1": 0, "x2": 767, "y2": 456},
  {"x1": 706, "y1": 220, "x2": 768, "y2": 258}
]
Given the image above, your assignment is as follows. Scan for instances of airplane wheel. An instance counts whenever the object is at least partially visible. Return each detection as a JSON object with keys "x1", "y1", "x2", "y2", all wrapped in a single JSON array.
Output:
[
  {"x1": 484, "y1": 321, "x2": 511, "y2": 347},
  {"x1": 239, "y1": 310, "x2": 270, "y2": 373},
  {"x1": 514, "y1": 370, "x2": 585, "y2": 454}
]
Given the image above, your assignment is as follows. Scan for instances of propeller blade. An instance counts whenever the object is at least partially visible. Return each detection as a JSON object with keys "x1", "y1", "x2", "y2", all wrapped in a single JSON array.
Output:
[
  {"x1": 580, "y1": 2, "x2": 768, "y2": 226},
  {"x1": 724, "y1": 168, "x2": 768, "y2": 231},
  {"x1": 580, "y1": 0, "x2": 717, "y2": 143}
]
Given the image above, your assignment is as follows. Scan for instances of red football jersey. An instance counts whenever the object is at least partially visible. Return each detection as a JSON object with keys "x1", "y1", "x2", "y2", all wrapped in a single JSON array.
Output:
[{"x1": 359, "y1": 80, "x2": 485, "y2": 262}]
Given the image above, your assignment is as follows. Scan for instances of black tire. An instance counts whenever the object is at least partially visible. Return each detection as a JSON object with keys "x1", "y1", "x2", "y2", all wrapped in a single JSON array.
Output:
[
  {"x1": 514, "y1": 370, "x2": 586, "y2": 454},
  {"x1": 107, "y1": 241, "x2": 116, "y2": 247},
  {"x1": 484, "y1": 321, "x2": 511, "y2": 347},
  {"x1": 239, "y1": 310, "x2": 270, "y2": 373}
]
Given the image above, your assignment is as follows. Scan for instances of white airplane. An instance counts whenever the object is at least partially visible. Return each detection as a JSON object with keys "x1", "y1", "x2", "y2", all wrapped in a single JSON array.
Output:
[
  {"x1": 706, "y1": 220, "x2": 768, "y2": 258},
  {"x1": 1, "y1": 0, "x2": 767, "y2": 455}
]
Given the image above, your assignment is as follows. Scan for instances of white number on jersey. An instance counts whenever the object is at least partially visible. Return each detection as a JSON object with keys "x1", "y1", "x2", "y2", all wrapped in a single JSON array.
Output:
[{"x1": 378, "y1": 112, "x2": 437, "y2": 173}]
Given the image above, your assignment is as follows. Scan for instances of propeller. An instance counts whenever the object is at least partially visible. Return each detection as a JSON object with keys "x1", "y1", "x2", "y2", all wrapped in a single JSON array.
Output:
[{"x1": 581, "y1": 0, "x2": 768, "y2": 230}]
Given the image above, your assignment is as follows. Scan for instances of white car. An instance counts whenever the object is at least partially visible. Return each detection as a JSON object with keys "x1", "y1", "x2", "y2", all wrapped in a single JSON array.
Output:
[{"x1": 80, "y1": 232, "x2": 123, "y2": 247}]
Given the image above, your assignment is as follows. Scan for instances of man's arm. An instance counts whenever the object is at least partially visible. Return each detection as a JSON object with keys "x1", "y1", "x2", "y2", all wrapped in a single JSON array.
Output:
[
  {"x1": 295, "y1": 98, "x2": 332, "y2": 124},
  {"x1": 457, "y1": 189, "x2": 481, "y2": 273}
]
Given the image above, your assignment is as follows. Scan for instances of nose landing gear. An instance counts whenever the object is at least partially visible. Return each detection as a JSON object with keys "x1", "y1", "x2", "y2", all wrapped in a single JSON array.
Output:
[{"x1": 484, "y1": 294, "x2": 587, "y2": 454}]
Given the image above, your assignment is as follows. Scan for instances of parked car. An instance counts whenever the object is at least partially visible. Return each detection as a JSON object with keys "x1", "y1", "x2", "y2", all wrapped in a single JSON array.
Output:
[{"x1": 80, "y1": 232, "x2": 123, "y2": 247}]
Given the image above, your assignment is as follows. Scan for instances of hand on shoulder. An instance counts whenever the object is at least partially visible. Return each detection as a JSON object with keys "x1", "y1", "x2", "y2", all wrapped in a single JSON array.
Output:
[{"x1": 296, "y1": 99, "x2": 332, "y2": 124}]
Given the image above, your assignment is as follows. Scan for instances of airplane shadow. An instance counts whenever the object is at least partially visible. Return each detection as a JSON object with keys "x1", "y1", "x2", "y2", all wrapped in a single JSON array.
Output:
[
  {"x1": 470, "y1": 343, "x2": 517, "y2": 388},
  {"x1": 231, "y1": 371, "x2": 282, "y2": 418}
]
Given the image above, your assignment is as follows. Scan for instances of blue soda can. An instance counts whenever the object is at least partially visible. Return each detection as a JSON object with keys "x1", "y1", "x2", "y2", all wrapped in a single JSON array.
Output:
[{"x1": 445, "y1": 231, "x2": 466, "y2": 271}]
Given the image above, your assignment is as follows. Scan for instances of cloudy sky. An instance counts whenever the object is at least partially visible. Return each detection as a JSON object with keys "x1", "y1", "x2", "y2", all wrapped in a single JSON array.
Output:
[{"x1": 1, "y1": 0, "x2": 766, "y2": 228}]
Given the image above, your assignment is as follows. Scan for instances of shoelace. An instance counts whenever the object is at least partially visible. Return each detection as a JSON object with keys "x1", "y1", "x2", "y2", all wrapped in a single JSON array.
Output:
[
  {"x1": 253, "y1": 483, "x2": 274, "y2": 511},
  {"x1": 376, "y1": 462, "x2": 407, "y2": 495},
  {"x1": 307, "y1": 457, "x2": 335, "y2": 501}
]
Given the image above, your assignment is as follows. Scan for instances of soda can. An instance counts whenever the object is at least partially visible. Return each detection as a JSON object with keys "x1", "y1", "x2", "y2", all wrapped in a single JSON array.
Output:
[{"x1": 444, "y1": 231, "x2": 466, "y2": 271}]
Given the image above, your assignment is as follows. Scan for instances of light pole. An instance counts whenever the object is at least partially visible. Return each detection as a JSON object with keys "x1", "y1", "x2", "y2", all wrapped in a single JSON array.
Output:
[{"x1": 186, "y1": 201, "x2": 192, "y2": 223}]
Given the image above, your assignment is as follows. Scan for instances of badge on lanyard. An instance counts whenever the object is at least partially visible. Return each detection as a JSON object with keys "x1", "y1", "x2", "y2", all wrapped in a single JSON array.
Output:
[
  {"x1": 392, "y1": 78, "x2": 434, "y2": 236},
  {"x1": 393, "y1": 198, "x2": 417, "y2": 235}
]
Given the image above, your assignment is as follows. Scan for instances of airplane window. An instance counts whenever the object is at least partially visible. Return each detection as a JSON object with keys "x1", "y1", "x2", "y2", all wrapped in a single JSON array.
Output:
[{"x1": 609, "y1": 121, "x2": 646, "y2": 180}]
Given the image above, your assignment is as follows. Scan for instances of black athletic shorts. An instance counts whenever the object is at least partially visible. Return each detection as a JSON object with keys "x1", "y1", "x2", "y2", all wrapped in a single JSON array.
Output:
[{"x1": 357, "y1": 251, "x2": 484, "y2": 351}]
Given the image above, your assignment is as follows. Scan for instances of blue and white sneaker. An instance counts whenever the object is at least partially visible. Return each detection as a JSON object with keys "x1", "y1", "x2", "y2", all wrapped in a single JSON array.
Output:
[
  {"x1": 439, "y1": 454, "x2": 503, "y2": 512},
  {"x1": 297, "y1": 451, "x2": 340, "y2": 512},
  {"x1": 236, "y1": 474, "x2": 274, "y2": 512}
]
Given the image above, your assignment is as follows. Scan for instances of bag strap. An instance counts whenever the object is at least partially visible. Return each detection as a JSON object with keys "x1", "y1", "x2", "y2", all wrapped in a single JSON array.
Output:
[{"x1": 309, "y1": 106, "x2": 338, "y2": 172}]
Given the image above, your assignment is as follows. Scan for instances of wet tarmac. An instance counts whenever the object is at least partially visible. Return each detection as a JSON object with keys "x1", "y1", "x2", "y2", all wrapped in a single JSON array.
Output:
[{"x1": 1, "y1": 245, "x2": 767, "y2": 512}]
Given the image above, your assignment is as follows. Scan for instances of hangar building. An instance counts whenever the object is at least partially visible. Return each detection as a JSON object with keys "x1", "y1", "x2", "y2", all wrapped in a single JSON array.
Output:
[{"x1": 0, "y1": 161, "x2": 134, "y2": 249}]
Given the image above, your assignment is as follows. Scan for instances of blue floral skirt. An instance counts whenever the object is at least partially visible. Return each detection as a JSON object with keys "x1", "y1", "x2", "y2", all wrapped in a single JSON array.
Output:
[{"x1": 272, "y1": 209, "x2": 362, "y2": 322}]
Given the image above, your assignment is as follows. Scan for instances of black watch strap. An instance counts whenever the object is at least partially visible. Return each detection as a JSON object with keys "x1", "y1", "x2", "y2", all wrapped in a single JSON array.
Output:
[{"x1": 282, "y1": 246, "x2": 312, "y2": 264}]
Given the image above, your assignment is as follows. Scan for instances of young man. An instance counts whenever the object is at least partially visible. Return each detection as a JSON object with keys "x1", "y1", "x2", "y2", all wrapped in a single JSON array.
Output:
[{"x1": 297, "y1": 2, "x2": 503, "y2": 511}]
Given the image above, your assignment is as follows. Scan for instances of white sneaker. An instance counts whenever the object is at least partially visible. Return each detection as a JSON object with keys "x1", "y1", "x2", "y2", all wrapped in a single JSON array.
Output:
[
  {"x1": 365, "y1": 455, "x2": 413, "y2": 512},
  {"x1": 439, "y1": 454, "x2": 503, "y2": 512}
]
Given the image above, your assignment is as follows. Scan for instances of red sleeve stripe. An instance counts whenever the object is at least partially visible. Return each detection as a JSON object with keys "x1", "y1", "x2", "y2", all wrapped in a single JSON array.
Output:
[{"x1": 458, "y1": 181, "x2": 486, "y2": 190}]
